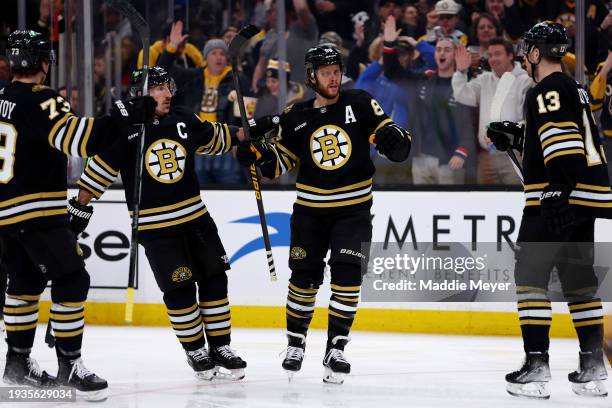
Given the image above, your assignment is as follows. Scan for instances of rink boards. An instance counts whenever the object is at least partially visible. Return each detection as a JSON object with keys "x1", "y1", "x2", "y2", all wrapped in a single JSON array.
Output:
[{"x1": 35, "y1": 189, "x2": 612, "y2": 337}]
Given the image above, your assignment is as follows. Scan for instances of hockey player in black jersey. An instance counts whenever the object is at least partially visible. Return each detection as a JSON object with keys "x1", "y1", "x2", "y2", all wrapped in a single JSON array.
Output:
[
  {"x1": 236, "y1": 45, "x2": 411, "y2": 384},
  {"x1": 0, "y1": 30, "x2": 155, "y2": 400},
  {"x1": 488, "y1": 22, "x2": 610, "y2": 399},
  {"x1": 73, "y1": 66, "x2": 246, "y2": 381}
]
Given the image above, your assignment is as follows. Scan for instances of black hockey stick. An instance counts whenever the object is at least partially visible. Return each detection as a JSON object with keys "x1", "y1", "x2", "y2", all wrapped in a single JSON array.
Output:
[
  {"x1": 106, "y1": 0, "x2": 150, "y2": 322},
  {"x1": 229, "y1": 25, "x2": 277, "y2": 281},
  {"x1": 506, "y1": 149, "x2": 524, "y2": 185}
]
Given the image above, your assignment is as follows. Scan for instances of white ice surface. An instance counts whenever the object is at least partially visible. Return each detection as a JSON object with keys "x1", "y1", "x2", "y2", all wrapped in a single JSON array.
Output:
[{"x1": 1, "y1": 326, "x2": 610, "y2": 408}]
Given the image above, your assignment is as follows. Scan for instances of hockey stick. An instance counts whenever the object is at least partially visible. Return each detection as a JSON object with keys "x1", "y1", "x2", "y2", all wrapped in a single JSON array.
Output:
[
  {"x1": 506, "y1": 149, "x2": 524, "y2": 185},
  {"x1": 229, "y1": 25, "x2": 277, "y2": 281},
  {"x1": 106, "y1": 0, "x2": 150, "y2": 322}
]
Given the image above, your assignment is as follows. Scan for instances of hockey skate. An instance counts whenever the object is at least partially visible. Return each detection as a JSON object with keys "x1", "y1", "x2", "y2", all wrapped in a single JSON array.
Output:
[
  {"x1": 186, "y1": 346, "x2": 216, "y2": 380},
  {"x1": 209, "y1": 345, "x2": 247, "y2": 381},
  {"x1": 281, "y1": 332, "x2": 306, "y2": 382},
  {"x1": 57, "y1": 357, "x2": 108, "y2": 402},
  {"x1": 505, "y1": 352, "x2": 551, "y2": 399},
  {"x1": 322, "y1": 336, "x2": 351, "y2": 385},
  {"x1": 3, "y1": 351, "x2": 58, "y2": 387},
  {"x1": 568, "y1": 349, "x2": 608, "y2": 397}
]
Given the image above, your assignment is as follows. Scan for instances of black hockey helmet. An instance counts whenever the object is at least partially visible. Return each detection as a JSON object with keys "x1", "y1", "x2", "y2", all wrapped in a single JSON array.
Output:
[
  {"x1": 518, "y1": 21, "x2": 568, "y2": 58},
  {"x1": 129, "y1": 66, "x2": 176, "y2": 97},
  {"x1": 7, "y1": 30, "x2": 55, "y2": 74},
  {"x1": 304, "y1": 45, "x2": 344, "y2": 80}
]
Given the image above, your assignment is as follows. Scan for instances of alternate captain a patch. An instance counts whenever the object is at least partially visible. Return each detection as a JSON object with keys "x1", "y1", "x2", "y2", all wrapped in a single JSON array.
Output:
[
  {"x1": 145, "y1": 138, "x2": 187, "y2": 183},
  {"x1": 310, "y1": 125, "x2": 351, "y2": 170}
]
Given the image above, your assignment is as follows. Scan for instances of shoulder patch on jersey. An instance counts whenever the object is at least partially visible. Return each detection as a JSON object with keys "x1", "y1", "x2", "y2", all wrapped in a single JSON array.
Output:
[{"x1": 32, "y1": 85, "x2": 51, "y2": 92}]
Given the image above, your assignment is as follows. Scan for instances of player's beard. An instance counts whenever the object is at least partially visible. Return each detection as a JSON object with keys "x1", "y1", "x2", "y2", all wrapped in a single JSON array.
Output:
[{"x1": 317, "y1": 82, "x2": 340, "y2": 100}]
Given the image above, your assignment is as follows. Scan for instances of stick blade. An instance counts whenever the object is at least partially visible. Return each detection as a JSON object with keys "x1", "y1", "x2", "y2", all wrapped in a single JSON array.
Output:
[{"x1": 229, "y1": 25, "x2": 260, "y2": 56}]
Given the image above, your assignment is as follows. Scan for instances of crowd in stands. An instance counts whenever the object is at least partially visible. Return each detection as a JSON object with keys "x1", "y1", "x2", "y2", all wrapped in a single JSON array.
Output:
[{"x1": 1, "y1": 0, "x2": 612, "y2": 186}]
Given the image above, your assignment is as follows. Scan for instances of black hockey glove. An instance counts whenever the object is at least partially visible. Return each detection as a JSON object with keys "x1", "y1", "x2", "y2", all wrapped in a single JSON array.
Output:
[
  {"x1": 110, "y1": 96, "x2": 156, "y2": 128},
  {"x1": 247, "y1": 115, "x2": 280, "y2": 140},
  {"x1": 540, "y1": 184, "x2": 575, "y2": 236},
  {"x1": 373, "y1": 124, "x2": 411, "y2": 162},
  {"x1": 236, "y1": 141, "x2": 275, "y2": 168},
  {"x1": 68, "y1": 197, "x2": 93, "y2": 237},
  {"x1": 486, "y1": 121, "x2": 524, "y2": 153}
]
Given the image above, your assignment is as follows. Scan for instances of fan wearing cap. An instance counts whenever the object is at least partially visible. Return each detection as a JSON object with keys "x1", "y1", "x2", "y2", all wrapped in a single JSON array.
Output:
[
  {"x1": 253, "y1": 59, "x2": 305, "y2": 118},
  {"x1": 418, "y1": 0, "x2": 467, "y2": 46},
  {"x1": 488, "y1": 22, "x2": 611, "y2": 399},
  {"x1": 158, "y1": 22, "x2": 249, "y2": 127}
]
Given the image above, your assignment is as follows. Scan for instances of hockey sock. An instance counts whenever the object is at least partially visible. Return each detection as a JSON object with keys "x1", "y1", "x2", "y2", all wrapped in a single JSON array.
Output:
[
  {"x1": 568, "y1": 298, "x2": 604, "y2": 352},
  {"x1": 4, "y1": 294, "x2": 40, "y2": 353},
  {"x1": 327, "y1": 263, "x2": 361, "y2": 351},
  {"x1": 51, "y1": 301, "x2": 85, "y2": 358},
  {"x1": 164, "y1": 284, "x2": 205, "y2": 352},
  {"x1": 517, "y1": 287, "x2": 551, "y2": 352},
  {"x1": 198, "y1": 273, "x2": 231, "y2": 347},
  {"x1": 286, "y1": 282, "x2": 318, "y2": 347}
]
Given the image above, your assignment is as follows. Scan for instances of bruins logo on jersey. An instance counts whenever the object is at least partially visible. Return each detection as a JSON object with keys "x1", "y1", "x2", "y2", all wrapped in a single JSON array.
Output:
[
  {"x1": 145, "y1": 138, "x2": 187, "y2": 184},
  {"x1": 171, "y1": 266, "x2": 192, "y2": 282},
  {"x1": 310, "y1": 125, "x2": 352, "y2": 170},
  {"x1": 290, "y1": 246, "x2": 307, "y2": 260}
]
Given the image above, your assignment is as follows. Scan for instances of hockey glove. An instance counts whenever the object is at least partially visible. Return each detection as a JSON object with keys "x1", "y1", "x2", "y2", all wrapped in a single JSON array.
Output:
[
  {"x1": 540, "y1": 184, "x2": 575, "y2": 236},
  {"x1": 236, "y1": 141, "x2": 274, "y2": 168},
  {"x1": 68, "y1": 197, "x2": 93, "y2": 237},
  {"x1": 110, "y1": 96, "x2": 157, "y2": 128},
  {"x1": 373, "y1": 124, "x2": 411, "y2": 162},
  {"x1": 487, "y1": 121, "x2": 524, "y2": 153},
  {"x1": 247, "y1": 115, "x2": 280, "y2": 140}
]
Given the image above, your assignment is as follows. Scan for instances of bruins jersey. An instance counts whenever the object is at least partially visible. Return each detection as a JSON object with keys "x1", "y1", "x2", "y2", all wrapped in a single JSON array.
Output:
[
  {"x1": 78, "y1": 107, "x2": 235, "y2": 239},
  {"x1": 259, "y1": 89, "x2": 410, "y2": 214},
  {"x1": 0, "y1": 81, "x2": 117, "y2": 231},
  {"x1": 522, "y1": 72, "x2": 612, "y2": 218}
]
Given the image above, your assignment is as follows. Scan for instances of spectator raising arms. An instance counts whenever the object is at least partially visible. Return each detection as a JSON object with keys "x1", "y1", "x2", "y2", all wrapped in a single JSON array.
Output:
[
  {"x1": 452, "y1": 37, "x2": 532, "y2": 185},
  {"x1": 411, "y1": 37, "x2": 476, "y2": 185},
  {"x1": 137, "y1": 23, "x2": 204, "y2": 69}
]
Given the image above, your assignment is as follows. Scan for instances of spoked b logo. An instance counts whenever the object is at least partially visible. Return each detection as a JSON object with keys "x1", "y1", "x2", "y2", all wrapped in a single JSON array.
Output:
[
  {"x1": 310, "y1": 125, "x2": 351, "y2": 170},
  {"x1": 145, "y1": 138, "x2": 187, "y2": 184}
]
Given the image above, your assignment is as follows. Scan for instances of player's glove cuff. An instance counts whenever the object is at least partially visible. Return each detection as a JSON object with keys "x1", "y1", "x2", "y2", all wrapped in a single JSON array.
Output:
[
  {"x1": 374, "y1": 124, "x2": 411, "y2": 162},
  {"x1": 110, "y1": 96, "x2": 157, "y2": 128},
  {"x1": 236, "y1": 141, "x2": 274, "y2": 168},
  {"x1": 247, "y1": 115, "x2": 280, "y2": 140},
  {"x1": 68, "y1": 197, "x2": 93, "y2": 236},
  {"x1": 487, "y1": 121, "x2": 524, "y2": 153},
  {"x1": 540, "y1": 184, "x2": 575, "y2": 236}
]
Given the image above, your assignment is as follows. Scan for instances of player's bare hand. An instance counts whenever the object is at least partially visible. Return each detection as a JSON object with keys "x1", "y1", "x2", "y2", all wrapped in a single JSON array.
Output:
[
  {"x1": 169, "y1": 21, "x2": 188, "y2": 48},
  {"x1": 448, "y1": 156, "x2": 465, "y2": 170}
]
